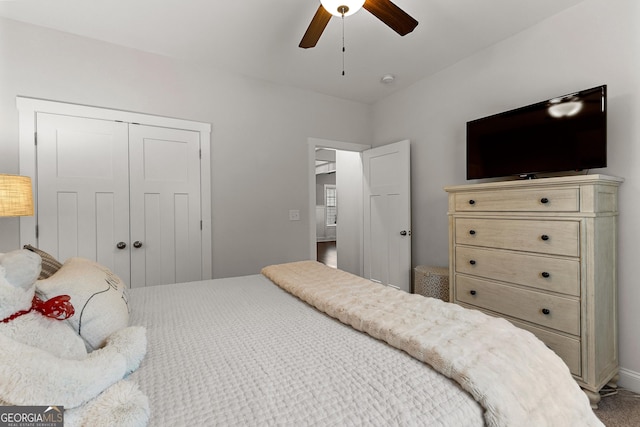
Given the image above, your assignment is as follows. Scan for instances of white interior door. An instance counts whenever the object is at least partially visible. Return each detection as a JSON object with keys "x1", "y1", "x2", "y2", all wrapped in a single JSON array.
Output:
[
  {"x1": 128, "y1": 124, "x2": 202, "y2": 287},
  {"x1": 35, "y1": 113, "x2": 131, "y2": 282},
  {"x1": 363, "y1": 140, "x2": 411, "y2": 292}
]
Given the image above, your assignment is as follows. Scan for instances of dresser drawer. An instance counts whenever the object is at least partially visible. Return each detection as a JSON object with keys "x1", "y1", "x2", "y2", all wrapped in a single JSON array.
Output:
[
  {"x1": 455, "y1": 246, "x2": 580, "y2": 296},
  {"x1": 455, "y1": 218, "x2": 580, "y2": 257},
  {"x1": 454, "y1": 188, "x2": 579, "y2": 212},
  {"x1": 509, "y1": 319, "x2": 582, "y2": 376},
  {"x1": 456, "y1": 275, "x2": 580, "y2": 335}
]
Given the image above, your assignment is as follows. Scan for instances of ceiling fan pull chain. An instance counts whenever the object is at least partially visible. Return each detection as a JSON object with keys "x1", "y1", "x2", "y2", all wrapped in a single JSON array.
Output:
[{"x1": 341, "y1": 10, "x2": 346, "y2": 76}]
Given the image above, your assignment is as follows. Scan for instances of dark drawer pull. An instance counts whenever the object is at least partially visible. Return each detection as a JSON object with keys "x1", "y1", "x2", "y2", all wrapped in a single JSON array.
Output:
[
  {"x1": 470, "y1": 290, "x2": 477, "y2": 296},
  {"x1": 541, "y1": 272, "x2": 550, "y2": 278},
  {"x1": 541, "y1": 197, "x2": 549, "y2": 204},
  {"x1": 469, "y1": 230, "x2": 476, "y2": 235},
  {"x1": 469, "y1": 199, "x2": 476, "y2": 205},
  {"x1": 542, "y1": 308, "x2": 551, "y2": 315},
  {"x1": 541, "y1": 234, "x2": 550, "y2": 241},
  {"x1": 469, "y1": 260, "x2": 476, "y2": 265}
]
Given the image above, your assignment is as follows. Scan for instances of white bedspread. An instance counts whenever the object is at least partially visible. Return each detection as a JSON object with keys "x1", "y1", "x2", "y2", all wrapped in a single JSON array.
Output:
[
  {"x1": 262, "y1": 261, "x2": 603, "y2": 427},
  {"x1": 129, "y1": 274, "x2": 485, "y2": 426}
]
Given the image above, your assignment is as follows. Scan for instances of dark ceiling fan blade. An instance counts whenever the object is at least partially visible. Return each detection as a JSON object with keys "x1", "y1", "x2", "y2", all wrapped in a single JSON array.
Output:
[
  {"x1": 299, "y1": 5, "x2": 333, "y2": 49},
  {"x1": 363, "y1": 0, "x2": 418, "y2": 36}
]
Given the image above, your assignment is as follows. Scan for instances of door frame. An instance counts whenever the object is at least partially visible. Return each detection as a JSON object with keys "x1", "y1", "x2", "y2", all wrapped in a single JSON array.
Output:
[
  {"x1": 17, "y1": 96, "x2": 213, "y2": 279},
  {"x1": 307, "y1": 138, "x2": 370, "y2": 274}
]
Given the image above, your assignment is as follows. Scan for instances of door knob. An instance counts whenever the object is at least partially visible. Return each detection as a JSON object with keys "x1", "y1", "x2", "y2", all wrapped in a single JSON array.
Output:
[
  {"x1": 400, "y1": 230, "x2": 409, "y2": 236},
  {"x1": 116, "y1": 242, "x2": 127, "y2": 250},
  {"x1": 133, "y1": 241, "x2": 143, "y2": 248}
]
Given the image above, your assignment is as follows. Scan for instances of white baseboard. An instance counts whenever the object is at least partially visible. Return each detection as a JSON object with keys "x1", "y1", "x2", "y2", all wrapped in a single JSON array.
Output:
[{"x1": 618, "y1": 367, "x2": 640, "y2": 393}]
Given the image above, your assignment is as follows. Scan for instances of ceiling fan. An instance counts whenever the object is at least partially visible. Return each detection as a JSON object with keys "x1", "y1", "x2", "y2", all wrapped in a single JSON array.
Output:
[{"x1": 299, "y1": 0, "x2": 418, "y2": 49}]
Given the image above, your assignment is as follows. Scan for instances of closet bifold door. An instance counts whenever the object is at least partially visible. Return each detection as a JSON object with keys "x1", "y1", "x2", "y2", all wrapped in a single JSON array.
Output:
[
  {"x1": 128, "y1": 124, "x2": 203, "y2": 287},
  {"x1": 35, "y1": 113, "x2": 132, "y2": 284}
]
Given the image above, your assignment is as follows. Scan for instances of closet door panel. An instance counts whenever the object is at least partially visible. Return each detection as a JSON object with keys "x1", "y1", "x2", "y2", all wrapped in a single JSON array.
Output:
[
  {"x1": 142, "y1": 193, "x2": 164, "y2": 286},
  {"x1": 56, "y1": 192, "x2": 79, "y2": 260},
  {"x1": 96, "y1": 193, "x2": 120, "y2": 271},
  {"x1": 36, "y1": 113, "x2": 131, "y2": 283},
  {"x1": 174, "y1": 194, "x2": 193, "y2": 282},
  {"x1": 129, "y1": 124, "x2": 202, "y2": 287}
]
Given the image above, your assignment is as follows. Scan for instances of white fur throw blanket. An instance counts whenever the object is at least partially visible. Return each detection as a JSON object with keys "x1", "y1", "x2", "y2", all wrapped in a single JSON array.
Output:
[{"x1": 261, "y1": 261, "x2": 603, "y2": 427}]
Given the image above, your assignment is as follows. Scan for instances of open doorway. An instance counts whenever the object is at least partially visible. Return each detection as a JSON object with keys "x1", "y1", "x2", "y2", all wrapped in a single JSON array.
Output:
[
  {"x1": 315, "y1": 149, "x2": 337, "y2": 267},
  {"x1": 307, "y1": 138, "x2": 371, "y2": 276}
]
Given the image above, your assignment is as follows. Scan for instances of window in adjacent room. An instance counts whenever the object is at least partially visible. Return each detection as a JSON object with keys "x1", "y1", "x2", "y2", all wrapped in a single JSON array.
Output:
[{"x1": 325, "y1": 184, "x2": 337, "y2": 226}]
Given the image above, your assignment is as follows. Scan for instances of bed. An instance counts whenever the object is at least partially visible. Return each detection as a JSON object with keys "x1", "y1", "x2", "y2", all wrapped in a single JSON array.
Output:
[{"x1": 127, "y1": 260, "x2": 602, "y2": 426}]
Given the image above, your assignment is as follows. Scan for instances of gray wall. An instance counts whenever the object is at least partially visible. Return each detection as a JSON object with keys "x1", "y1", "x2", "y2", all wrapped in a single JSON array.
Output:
[
  {"x1": 336, "y1": 150, "x2": 363, "y2": 276},
  {"x1": 0, "y1": 17, "x2": 372, "y2": 279},
  {"x1": 372, "y1": 0, "x2": 640, "y2": 390}
]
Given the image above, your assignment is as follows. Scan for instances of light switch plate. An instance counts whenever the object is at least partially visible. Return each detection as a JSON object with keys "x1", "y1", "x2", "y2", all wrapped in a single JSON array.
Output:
[{"x1": 289, "y1": 209, "x2": 300, "y2": 221}]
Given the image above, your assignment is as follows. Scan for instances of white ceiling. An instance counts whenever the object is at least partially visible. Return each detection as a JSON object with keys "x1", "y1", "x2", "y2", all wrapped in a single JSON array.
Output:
[{"x1": 0, "y1": 0, "x2": 586, "y2": 104}]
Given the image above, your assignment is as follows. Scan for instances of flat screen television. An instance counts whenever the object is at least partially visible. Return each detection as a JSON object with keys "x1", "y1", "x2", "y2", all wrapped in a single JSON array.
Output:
[{"x1": 466, "y1": 85, "x2": 607, "y2": 180}]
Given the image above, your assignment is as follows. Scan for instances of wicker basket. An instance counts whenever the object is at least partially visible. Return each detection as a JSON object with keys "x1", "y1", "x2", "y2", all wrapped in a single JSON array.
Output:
[{"x1": 413, "y1": 266, "x2": 450, "y2": 302}]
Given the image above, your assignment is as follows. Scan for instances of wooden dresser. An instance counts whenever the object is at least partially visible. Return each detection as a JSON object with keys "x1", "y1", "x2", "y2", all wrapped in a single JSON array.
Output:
[{"x1": 445, "y1": 174, "x2": 622, "y2": 407}]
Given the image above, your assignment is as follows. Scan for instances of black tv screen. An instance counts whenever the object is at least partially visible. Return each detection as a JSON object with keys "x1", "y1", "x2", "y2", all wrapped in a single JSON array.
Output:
[{"x1": 466, "y1": 85, "x2": 607, "y2": 180}]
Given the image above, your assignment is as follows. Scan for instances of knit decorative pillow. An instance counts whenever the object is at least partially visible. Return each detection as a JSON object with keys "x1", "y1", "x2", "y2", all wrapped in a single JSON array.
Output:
[{"x1": 23, "y1": 244, "x2": 63, "y2": 279}]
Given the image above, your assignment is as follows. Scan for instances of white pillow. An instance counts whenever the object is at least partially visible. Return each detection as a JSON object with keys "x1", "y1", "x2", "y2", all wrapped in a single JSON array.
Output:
[{"x1": 36, "y1": 257, "x2": 130, "y2": 351}]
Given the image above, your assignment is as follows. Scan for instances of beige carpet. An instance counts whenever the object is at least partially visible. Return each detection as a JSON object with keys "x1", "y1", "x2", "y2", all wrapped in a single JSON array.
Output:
[{"x1": 595, "y1": 388, "x2": 640, "y2": 426}]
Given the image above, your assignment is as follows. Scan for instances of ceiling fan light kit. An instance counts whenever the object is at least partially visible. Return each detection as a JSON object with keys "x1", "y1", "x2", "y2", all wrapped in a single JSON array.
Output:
[{"x1": 320, "y1": 0, "x2": 366, "y2": 17}]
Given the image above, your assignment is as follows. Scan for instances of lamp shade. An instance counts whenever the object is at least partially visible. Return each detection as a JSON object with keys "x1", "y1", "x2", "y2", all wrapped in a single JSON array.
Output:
[
  {"x1": 321, "y1": 0, "x2": 366, "y2": 17},
  {"x1": 0, "y1": 174, "x2": 34, "y2": 217}
]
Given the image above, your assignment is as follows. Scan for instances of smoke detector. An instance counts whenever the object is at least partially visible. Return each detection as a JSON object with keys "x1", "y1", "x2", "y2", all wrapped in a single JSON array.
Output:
[{"x1": 380, "y1": 74, "x2": 395, "y2": 84}]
